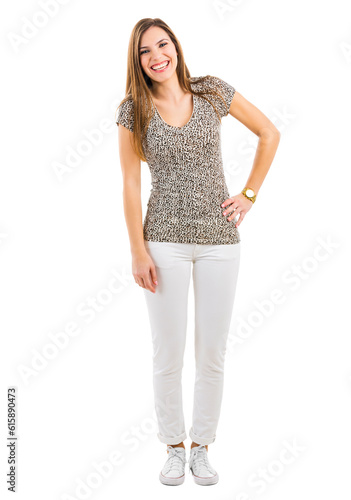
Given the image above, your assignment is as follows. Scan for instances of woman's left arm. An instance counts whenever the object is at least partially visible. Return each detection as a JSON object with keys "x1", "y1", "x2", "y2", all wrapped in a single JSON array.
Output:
[{"x1": 221, "y1": 91, "x2": 281, "y2": 228}]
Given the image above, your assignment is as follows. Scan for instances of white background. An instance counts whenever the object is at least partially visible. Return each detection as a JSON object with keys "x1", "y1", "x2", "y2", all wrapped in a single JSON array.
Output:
[{"x1": 1, "y1": 0, "x2": 350, "y2": 498}]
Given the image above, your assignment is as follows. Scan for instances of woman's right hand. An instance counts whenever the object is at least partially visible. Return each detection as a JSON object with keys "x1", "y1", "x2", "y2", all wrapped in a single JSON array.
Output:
[{"x1": 132, "y1": 250, "x2": 158, "y2": 293}]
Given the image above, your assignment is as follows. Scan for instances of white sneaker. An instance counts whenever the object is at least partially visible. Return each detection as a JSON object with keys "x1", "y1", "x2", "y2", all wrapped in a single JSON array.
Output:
[
  {"x1": 189, "y1": 445, "x2": 219, "y2": 485},
  {"x1": 159, "y1": 445, "x2": 187, "y2": 486}
]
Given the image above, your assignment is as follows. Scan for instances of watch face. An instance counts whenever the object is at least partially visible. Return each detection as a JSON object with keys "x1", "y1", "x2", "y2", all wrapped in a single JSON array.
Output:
[{"x1": 246, "y1": 189, "x2": 254, "y2": 197}]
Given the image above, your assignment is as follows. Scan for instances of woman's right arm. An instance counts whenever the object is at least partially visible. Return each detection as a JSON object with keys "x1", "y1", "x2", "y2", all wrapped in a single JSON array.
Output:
[{"x1": 117, "y1": 123, "x2": 158, "y2": 293}]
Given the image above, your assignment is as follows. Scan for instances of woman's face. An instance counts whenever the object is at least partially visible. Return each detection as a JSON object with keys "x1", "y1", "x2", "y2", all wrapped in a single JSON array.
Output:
[{"x1": 139, "y1": 26, "x2": 178, "y2": 83}]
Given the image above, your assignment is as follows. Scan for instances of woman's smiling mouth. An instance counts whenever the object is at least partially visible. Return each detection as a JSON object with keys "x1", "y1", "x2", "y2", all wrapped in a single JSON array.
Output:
[{"x1": 151, "y1": 60, "x2": 170, "y2": 72}]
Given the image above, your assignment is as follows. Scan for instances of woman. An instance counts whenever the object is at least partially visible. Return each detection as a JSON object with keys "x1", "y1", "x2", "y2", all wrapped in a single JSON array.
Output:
[{"x1": 116, "y1": 17, "x2": 280, "y2": 486}]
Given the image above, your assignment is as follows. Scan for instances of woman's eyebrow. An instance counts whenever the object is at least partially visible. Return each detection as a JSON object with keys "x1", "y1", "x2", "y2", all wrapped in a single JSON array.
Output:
[{"x1": 140, "y1": 38, "x2": 169, "y2": 50}]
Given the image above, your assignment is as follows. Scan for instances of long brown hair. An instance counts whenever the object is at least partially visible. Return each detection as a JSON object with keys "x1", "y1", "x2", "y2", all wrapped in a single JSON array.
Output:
[{"x1": 116, "y1": 18, "x2": 227, "y2": 162}]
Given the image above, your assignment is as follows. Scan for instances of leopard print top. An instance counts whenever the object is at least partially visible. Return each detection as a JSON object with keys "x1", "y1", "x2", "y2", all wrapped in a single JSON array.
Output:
[{"x1": 116, "y1": 75, "x2": 241, "y2": 245}]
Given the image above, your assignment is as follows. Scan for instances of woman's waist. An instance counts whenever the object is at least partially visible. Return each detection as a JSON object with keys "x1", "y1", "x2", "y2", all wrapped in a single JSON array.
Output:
[
  {"x1": 145, "y1": 197, "x2": 231, "y2": 220},
  {"x1": 149, "y1": 182, "x2": 229, "y2": 200}
]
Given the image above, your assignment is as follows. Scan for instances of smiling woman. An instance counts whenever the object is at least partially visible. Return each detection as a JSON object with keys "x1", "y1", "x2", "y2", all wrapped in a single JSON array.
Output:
[
  {"x1": 117, "y1": 67, "x2": 241, "y2": 243},
  {"x1": 115, "y1": 17, "x2": 280, "y2": 487}
]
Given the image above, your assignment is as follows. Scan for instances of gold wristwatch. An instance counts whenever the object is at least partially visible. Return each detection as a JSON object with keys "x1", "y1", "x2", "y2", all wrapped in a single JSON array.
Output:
[{"x1": 241, "y1": 187, "x2": 256, "y2": 203}]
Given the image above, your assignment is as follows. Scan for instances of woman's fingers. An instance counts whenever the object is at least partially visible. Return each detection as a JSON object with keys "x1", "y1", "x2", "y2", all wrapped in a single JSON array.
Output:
[
  {"x1": 132, "y1": 252, "x2": 158, "y2": 293},
  {"x1": 221, "y1": 196, "x2": 235, "y2": 208},
  {"x1": 222, "y1": 200, "x2": 239, "y2": 220},
  {"x1": 134, "y1": 268, "x2": 157, "y2": 293},
  {"x1": 232, "y1": 210, "x2": 245, "y2": 227},
  {"x1": 221, "y1": 193, "x2": 253, "y2": 226},
  {"x1": 143, "y1": 268, "x2": 157, "y2": 293},
  {"x1": 150, "y1": 267, "x2": 158, "y2": 286}
]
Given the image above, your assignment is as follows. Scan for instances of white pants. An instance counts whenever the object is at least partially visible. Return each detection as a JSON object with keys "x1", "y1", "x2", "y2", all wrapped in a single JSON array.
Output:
[{"x1": 143, "y1": 240, "x2": 241, "y2": 446}]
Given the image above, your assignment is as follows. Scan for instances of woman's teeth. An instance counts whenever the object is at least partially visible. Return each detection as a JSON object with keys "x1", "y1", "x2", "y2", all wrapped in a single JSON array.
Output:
[{"x1": 151, "y1": 61, "x2": 169, "y2": 71}]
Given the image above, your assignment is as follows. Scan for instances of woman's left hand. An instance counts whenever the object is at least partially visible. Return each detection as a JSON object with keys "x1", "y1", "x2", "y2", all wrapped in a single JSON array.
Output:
[{"x1": 221, "y1": 193, "x2": 254, "y2": 228}]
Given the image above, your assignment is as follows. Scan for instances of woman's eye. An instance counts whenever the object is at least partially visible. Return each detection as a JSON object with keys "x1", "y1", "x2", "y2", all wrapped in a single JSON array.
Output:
[{"x1": 140, "y1": 42, "x2": 168, "y2": 55}]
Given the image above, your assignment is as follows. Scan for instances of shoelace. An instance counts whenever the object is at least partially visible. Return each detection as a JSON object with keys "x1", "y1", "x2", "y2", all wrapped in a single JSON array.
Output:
[
  {"x1": 188, "y1": 445, "x2": 216, "y2": 475},
  {"x1": 163, "y1": 446, "x2": 187, "y2": 474}
]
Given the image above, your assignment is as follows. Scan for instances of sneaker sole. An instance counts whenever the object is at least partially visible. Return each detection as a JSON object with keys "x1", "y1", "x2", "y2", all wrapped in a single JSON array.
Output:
[
  {"x1": 159, "y1": 472, "x2": 185, "y2": 486},
  {"x1": 190, "y1": 470, "x2": 219, "y2": 486}
]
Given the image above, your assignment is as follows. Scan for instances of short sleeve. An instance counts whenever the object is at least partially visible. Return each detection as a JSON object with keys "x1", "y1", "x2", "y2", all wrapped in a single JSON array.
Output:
[
  {"x1": 116, "y1": 99, "x2": 134, "y2": 132},
  {"x1": 208, "y1": 76, "x2": 236, "y2": 118}
]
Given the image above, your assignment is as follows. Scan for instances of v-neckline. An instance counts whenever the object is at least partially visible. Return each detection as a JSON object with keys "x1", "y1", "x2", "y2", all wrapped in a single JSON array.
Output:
[{"x1": 151, "y1": 93, "x2": 196, "y2": 130}]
